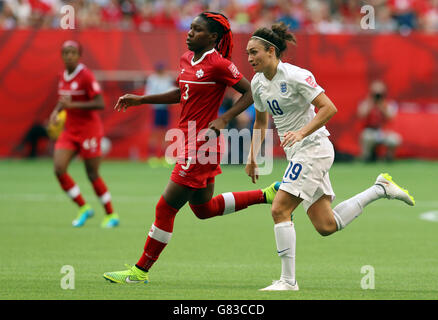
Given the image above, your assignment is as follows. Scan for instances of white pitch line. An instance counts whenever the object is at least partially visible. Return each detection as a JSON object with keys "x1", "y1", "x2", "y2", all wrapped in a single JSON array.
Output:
[
  {"x1": 0, "y1": 193, "x2": 437, "y2": 208},
  {"x1": 419, "y1": 211, "x2": 438, "y2": 222},
  {"x1": 0, "y1": 193, "x2": 158, "y2": 203}
]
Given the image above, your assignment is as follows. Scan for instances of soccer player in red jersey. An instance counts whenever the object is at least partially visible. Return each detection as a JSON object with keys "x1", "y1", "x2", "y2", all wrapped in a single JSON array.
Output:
[
  {"x1": 103, "y1": 12, "x2": 280, "y2": 284},
  {"x1": 49, "y1": 40, "x2": 119, "y2": 228}
]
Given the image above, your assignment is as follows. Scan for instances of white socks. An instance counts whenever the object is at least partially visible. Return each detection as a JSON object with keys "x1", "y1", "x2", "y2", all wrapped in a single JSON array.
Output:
[
  {"x1": 333, "y1": 184, "x2": 385, "y2": 230},
  {"x1": 270, "y1": 185, "x2": 384, "y2": 284},
  {"x1": 271, "y1": 185, "x2": 384, "y2": 282},
  {"x1": 274, "y1": 221, "x2": 296, "y2": 283}
]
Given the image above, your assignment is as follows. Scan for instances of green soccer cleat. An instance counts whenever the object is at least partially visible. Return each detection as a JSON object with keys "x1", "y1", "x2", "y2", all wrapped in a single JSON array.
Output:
[
  {"x1": 262, "y1": 181, "x2": 281, "y2": 204},
  {"x1": 101, "y1": 212, "x2": 120, "y2": 228},
  {"x1": 72, "y1": 204, "x2": 94, "y2": 227},
  {"x1": 103, "y1": 264, "x2": 149, "y2": 284}
]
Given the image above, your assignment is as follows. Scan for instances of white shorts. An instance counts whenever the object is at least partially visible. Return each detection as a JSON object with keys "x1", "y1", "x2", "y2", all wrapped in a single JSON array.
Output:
[{"x1": 279, "y1": 136, "x2": 335, "y2": 212}]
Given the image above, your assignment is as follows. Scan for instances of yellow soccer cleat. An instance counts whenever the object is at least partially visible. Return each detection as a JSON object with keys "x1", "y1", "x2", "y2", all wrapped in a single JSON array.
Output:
[
  {"x1": 262, "y1": 181, "x2": 281, "y2": 204},
  {"x1": 103, "y1": 264, "x2": 148, "y2": 284},
  {"x1": 375, "y1": 173, "x2": 415, "y2": 206}
]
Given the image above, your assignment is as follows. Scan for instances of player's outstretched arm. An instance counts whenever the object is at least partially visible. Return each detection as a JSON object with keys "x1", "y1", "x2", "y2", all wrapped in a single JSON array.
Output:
[
  {"x1": 114, "y1": 88, "x2": 181, "y2": 112},
  {"x1": 246, "y1": 109, "x2": 268, "y2": 184},
  {"x1": 281, "y1": 92, "x2": 337, "y2": 148}
]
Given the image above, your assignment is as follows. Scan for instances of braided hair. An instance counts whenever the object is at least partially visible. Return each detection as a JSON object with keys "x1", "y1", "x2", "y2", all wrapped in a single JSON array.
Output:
[{"x1": 199, "y1": 12, "x2": 233, "y2": 60}]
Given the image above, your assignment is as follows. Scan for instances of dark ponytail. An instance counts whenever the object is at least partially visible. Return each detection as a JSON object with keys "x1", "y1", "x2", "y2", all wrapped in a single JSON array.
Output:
[{"x1": 252, "y1": 22, "x2": 296, "y2": 58}]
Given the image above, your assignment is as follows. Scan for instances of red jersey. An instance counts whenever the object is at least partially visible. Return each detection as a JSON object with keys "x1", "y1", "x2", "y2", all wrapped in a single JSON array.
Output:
[
  {"x1": 361, "y1": 99, "x2": 398, "y2": 129},
  {"x1": 364, "y1": 107, "x2": 386, "y2": 129},
  {"x1": 176, "y1": 49, "x2": 243, "y2": 158},
  {"x1": 58, "y1": 63, "x2": 103, "y2": 136}
]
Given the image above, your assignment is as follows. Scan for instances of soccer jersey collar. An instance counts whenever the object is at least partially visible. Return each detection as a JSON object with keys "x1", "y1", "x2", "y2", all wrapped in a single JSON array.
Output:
[
  {"x1": 262, "y1": 60, "x2": 283, "y2": 83},
  {"x1": 191, "y1": 48, "x2": 216, "y2": 66},
  {"x1": 63, "y1": 63, "x2": 85, "y2": 82}
]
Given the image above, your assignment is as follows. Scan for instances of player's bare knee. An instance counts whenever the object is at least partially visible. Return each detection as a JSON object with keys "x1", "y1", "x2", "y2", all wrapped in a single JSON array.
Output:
[
  {"x1": 271, "y1": 206, "x2": 288, "y2": 222},
  {"x1": 316, "y1": 223, "x2": 337, "y2": 237},
  {"x1": 86, "y1": 169, "x2": 99, "y2": 182},
  {"x1": 317, "y1": 228, "x2": 333, "y2": 237},
  {"x1": 54, "y1": 165, "x2": 67, "y2": 177}
]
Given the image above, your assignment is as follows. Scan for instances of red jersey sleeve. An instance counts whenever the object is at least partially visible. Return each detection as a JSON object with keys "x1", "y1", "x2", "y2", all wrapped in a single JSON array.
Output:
[
  {"x1": 82, "y1": 69, "x2": 102, "y2": 99},
  {"x1": 214, "y1": 57, "x2": 243, "y2": 87}
]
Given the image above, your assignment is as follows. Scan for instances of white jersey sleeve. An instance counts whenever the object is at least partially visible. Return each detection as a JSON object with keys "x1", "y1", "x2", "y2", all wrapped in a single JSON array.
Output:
[
  {"x1": 291, "y1": 68, "x2": 324, "y2": 104},
  {"x1": 251, "y1": 75, "x2": 266, "y2": 112}
]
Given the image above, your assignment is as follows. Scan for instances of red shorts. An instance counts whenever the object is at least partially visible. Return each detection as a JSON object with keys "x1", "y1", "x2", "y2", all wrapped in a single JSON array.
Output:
[
  {"x1": 55, "y1": 130, "x2": 102, "y2": 159},
  {"x1": 170, "y1": 157, "x2": 222, "y2": 189}
]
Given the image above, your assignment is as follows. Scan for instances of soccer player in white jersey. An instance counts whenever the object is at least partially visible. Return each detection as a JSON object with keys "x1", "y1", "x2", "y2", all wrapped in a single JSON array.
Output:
[{"x1": 245, "y1": 22, "x2": 416, "y2": 291}]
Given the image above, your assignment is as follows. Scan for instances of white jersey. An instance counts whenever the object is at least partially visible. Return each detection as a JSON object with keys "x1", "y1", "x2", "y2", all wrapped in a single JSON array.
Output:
[
  {"x1": 252, "y1": 61, "x2": 335, "y2": 209},
  {"x1": 251, "y1": 61, "x2": 330, "y2": 149}
]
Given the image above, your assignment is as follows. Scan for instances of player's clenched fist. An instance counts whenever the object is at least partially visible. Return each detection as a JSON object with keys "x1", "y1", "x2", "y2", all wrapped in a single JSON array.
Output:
[{"x1": 114, "y1": 94, "x2": 143, "y2": 112}]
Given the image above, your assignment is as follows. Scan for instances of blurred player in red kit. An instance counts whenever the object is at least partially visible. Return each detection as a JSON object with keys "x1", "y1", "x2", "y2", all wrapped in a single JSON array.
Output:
[
  {"x1": 49, "y1": 40, "x2": 119, "y2": 228},
  {"x1": 103, "y1": 12, "x2": 280, "y2": 284}
]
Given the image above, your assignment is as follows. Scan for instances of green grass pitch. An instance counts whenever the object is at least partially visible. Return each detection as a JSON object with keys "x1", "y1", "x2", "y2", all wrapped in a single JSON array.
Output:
[{"x1": 0, "y1": 158, "x2": 437, "y2": 300}]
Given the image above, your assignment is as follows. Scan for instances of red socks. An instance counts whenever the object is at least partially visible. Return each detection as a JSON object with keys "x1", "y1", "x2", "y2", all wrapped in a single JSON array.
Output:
[
  {"x1": 56, "y1": 173, "x2": 86, "y2": 207},
  {"x1": 56, "y1": 173, "x2": 114, "y2": 215},
  {"x1": 136, "y1": 190, "x2": 265, "y2": 272},
  {"x1": 91, "y1": 177, "x2": 114, "y2": 215},
  {"x1": 189, "y1": 190, "x2": 265, "y2": 219},
  {"x1": 136, "y1": 196, "x2": 178, "y2": 271}
]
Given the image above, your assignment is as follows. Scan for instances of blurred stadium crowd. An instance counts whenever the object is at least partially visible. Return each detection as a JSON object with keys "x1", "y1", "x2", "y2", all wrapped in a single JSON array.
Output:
[{"x1": 0, "y1": 0, "x2": 437, "y2": 33}]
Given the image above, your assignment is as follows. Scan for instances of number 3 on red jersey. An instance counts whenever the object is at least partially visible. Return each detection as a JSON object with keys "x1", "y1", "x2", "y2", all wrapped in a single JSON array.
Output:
[
  {"x1": 181, "y1": 156, "x2": 192, "y2": 170},
  {"x1": 182, "y1": 83, "x2": 189, "y2": 100}
]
